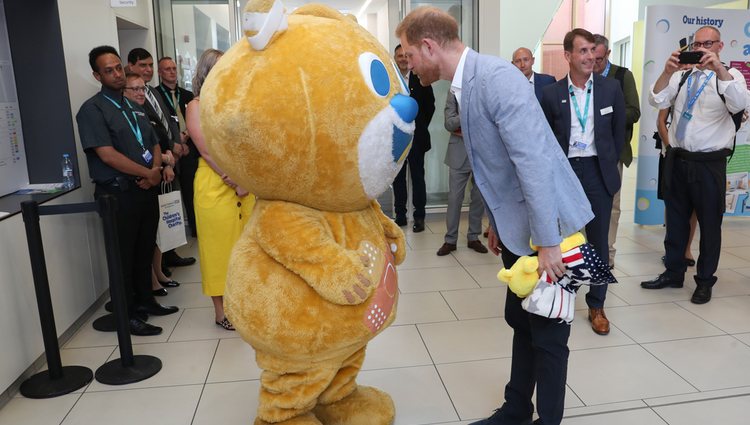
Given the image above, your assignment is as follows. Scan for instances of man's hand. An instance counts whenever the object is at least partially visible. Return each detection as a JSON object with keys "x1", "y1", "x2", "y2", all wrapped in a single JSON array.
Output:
[
  {"x1": 537, "y1": 245, "x2": 565, "y2": 282},
  {"x1": 172, "y1": 143, "x2": 184, "y2": 158},
  {"x1": 654, "y1": 50, "x2": 690, "y2": 93},
  {"x1": 487, "y1": 227, "x2": 501, "y2": 256},
  {"x1": 162, "y1": 165, "x2": 175, "y2": 183},
  {"x1": 698, "y1": 49, "x2": 732, "y2": 80},
  {"x1": 145, "y1": 167, "x2": 161, "y2": 187}
]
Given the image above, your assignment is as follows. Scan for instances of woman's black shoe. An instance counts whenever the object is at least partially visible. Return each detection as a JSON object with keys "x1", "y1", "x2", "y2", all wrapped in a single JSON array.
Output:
[{"x1": 153, "y1": 288, "x2": 168, "y2": 296}]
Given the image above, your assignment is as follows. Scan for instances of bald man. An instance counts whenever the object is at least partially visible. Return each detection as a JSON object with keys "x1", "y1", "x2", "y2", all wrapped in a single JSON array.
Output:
[{"x1": 512, "y1": 47, "x2": 556, "y2": 101}]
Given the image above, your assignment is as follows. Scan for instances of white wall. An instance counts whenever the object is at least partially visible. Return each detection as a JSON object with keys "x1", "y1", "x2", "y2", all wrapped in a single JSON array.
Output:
[
  {"x1": 497, "y1": 0, "x2": 562, "y2": 61},
  {"x1": 0, "y1": 0, "x2": 156, "y2": 396},
  {"x1": 610, "y1": 0, "x2": 638, "y2": 48}
]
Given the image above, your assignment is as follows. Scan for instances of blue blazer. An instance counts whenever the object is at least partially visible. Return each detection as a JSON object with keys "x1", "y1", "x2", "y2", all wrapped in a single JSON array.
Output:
[
  {"x1": 533, "y1": 72, "x2": 556, "y2": 101},
  {"x1": 540, "y1": 74, "x2": 626, "y2": 196},
  {"x1": 458, "y1": 49, "x2": 593, "y2": 255}
]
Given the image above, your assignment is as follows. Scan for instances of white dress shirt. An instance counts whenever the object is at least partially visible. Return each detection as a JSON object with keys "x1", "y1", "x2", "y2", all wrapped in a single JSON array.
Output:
[
  {"x1": 450, "y1": 47, "x2": 471, "y2": 107},
  {"x1": 649, "y1": 66, "x2": 747, "y2": 152},
  {"x1": 567, "y1": 73, "x2": 597, "y2": 158},
  {"x1": 528, "y1": 72, "x2": 535, "y2": 85}
]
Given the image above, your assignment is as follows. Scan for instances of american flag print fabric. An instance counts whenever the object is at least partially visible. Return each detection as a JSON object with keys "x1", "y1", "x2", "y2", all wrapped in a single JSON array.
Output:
[{"x1": 522, "y1": 242, "x2": 617, "y2": 324}]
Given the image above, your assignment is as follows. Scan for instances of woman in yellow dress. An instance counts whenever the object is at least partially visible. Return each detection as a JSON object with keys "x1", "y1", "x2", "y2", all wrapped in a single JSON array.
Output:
[{"x1": 186, "y1": 49, "x2": 254, "y2": 330}]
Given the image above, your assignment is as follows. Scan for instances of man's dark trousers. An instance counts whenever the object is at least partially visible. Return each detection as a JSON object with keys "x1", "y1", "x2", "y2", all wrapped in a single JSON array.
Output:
[
  {"x1": 95, "y1": 183, "x2": 159, "y2": 312},
  {"x1": 498, "y1": 242, "x2": 569, "y2": 425},
  {"x1": 568, "y1": 157, "x2": 612, "y2": 308},
  {"x1": 393, "y1": 146, "x2": 426, "y2": 221},
  {"x1": 663, "y1": 156, "x2": 725, "y2": 287}
]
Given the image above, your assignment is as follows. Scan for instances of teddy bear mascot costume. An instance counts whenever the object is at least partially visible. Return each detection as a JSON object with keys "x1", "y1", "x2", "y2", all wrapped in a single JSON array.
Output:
[{"x1": 199, "y1": 1, "x2": 418, "y2": 424}]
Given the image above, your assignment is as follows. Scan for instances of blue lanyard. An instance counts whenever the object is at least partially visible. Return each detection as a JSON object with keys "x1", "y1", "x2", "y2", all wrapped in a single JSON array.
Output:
[
  {"x1": 159, "y1": 85, "x2": 179, "y2": 111},
  {"x1": 601, "y1": 61, "x2": 611, "y2": 77},
  {"x1": 569, "y1": 81, "x2": 592, "y2": 134},
  {"x1": 102, "y1": 94, "x2": 144, "y2": 149},
  {"x1": 685, "y1": 71, "x2": 714, "y2": 111}
]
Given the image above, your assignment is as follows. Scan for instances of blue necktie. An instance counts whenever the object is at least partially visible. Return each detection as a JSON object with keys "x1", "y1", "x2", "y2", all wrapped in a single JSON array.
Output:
[{"x1": 675, "y1": 71, "x2": 703, "y2": 142}]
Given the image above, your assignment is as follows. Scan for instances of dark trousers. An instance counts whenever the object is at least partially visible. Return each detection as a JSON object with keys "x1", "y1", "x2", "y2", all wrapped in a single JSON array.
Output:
[
  {"x1": 180, "y1": 141, "x2": 199, "y2": 237},
  {"x1": 95, "y1": 182, "x2": 159, "y2": 312},
  {"x1": 393, "y1": 147, "x2": 426, "y2": 220},
  {"x1": 499, "y1": 243, "x2": 570, "y2": 425},
  {"x1": 663, "y1": 157, "x2": 725, "y2": 287},
  {"x1": 568, "y1": 157, "x2": 613, "y2": 308}
]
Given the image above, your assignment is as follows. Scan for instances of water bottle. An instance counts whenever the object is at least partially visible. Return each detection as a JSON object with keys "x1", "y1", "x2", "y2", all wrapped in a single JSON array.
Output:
[{"x1": 62, "y1": 154, "x2": 74, "y2": 189}]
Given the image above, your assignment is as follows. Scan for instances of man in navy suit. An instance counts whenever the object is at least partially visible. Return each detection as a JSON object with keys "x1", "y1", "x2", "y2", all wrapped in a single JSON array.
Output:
[
  {"x1": 393, "y1": 44, "x2": 435, "y2": 233},
  {"x1": 540, "y1": 28, "x2": 625, "y2": 336},
  {"x1": 512, "y1": 47, "x2": 556, "y2": 101}
]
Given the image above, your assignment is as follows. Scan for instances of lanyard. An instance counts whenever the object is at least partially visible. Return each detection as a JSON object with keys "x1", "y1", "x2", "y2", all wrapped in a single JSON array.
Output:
[
  {"x1": 685, "y1": 71, "x2": 714, "y2": 112},
  {"x1": 102, "y1": 94, "x2": 144, "y2": 149},
  {"x1": 159, "y1": 84, "x2": 180, "y2": 111},
  {"x1": 569, "y1": 81, "x2": 592, "y2": 134},
  {"x1": 601, "y1": 61, "x2": 611, "y2": 77}
]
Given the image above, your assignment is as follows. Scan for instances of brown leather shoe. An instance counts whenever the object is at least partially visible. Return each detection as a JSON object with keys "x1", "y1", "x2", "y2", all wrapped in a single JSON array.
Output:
[
  {"x1": 588, "y1": 307, "x2": 610, "y2": 335},
  {"x1": 437, "y1": 242, "x2": 457, "y2": 256},
  {"x1": 467, "y1": 240, "x2": 488, "y2": 253}
]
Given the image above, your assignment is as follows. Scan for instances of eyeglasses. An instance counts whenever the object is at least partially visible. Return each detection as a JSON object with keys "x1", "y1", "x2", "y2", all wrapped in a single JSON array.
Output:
[
  {"x1": 125, "y1": 86, "x2": 146, "y2": 92},
  {"x1": 692, "y1": 40, "x2": 719, "y2": 49},
  {"x1": 594, "y1": 57, "x2": 607, "y2": 64}
]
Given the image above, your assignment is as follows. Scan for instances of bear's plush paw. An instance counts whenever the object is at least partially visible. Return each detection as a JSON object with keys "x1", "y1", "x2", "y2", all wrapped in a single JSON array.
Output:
[
  {"x1": 254, "y1": 412, "x2": 322, "y2": 425},
  {"x1": 313, "y1": 385, "x2": 394, "y2": 425}
]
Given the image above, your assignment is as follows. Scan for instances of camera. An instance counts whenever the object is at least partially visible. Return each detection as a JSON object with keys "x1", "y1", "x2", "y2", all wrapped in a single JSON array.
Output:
[{"x1": 678, "y1": 51, "x2": 704, "y2": 64}]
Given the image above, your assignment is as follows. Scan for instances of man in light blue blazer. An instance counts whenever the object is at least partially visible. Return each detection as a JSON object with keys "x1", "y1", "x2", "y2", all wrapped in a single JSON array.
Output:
[
  {"x1": 512, "y1": 47, "x2": 556, "y2": 102},
  {"x1": 397, "y1": 7, "x2": 593, "y2": 425}
]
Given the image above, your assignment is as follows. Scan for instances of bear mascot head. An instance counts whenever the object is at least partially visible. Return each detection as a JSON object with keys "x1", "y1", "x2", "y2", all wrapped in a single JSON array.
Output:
[{"x1": 200, "y1": 0, "x2": 417, "y2": 424}]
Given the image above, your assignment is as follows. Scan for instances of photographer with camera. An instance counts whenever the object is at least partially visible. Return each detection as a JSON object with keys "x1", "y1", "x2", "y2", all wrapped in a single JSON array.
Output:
[{"x1": 642, "y1": 25, "x2": 747, "y2": 304}]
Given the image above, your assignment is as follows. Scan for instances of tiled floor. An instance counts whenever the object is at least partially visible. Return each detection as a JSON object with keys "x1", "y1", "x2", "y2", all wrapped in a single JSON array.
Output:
[{"x1": 4, "y1": 163, "x2": 750, "y2": 424}]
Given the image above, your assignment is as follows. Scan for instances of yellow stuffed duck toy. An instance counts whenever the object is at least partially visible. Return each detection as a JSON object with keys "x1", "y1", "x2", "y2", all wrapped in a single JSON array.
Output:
[
  {"x1": 199, "y1": 1, "x2": 418, "y2": 424},
  {"x1": 498, "y1": 232, "x2": 615, "y2": 323}
]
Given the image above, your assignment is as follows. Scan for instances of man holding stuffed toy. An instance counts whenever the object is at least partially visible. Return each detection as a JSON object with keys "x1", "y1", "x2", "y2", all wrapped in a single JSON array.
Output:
[{"x1": 397, "y1": 8, "x2": 593, "y2": 425}]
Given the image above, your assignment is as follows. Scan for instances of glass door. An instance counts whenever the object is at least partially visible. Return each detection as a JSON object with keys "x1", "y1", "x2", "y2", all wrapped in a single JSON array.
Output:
[
  {"x1": 407, "y1": 0, "x2": 477, "y2": 208},
  {"x1": 153, "y1": 0, "x2": 240, "y2": 90}
]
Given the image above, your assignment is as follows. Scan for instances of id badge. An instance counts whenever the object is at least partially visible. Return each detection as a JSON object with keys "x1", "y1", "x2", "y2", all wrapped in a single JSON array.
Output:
[
  {"x1": 142, "y1": 149, "x2": 153, "y2": 164},
  {"x1": 682, "y1": 111, "x2": 693, "y2": 121},
  {"x1": 573, "y1": 140, "x2": 588, "y2": 150}
]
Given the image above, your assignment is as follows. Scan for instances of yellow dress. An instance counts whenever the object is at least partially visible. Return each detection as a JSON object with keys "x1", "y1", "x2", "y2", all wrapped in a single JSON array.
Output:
[{"x1": 194, "y1": 158, "x2": 255, "y2": 296}]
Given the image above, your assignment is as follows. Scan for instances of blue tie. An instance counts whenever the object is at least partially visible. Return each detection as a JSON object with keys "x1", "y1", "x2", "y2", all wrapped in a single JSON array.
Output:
[{"x1": 675, "y1": 71, "x2": 703, "y2": 142}]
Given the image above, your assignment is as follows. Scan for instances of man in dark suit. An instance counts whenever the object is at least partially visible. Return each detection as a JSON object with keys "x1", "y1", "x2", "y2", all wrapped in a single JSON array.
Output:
[
  {"x1": 393, "y1": 44, "x2": 435, "y2": 232},
  {"x1": 512, "y1": 47, "x2": 556, "y2": 101},
  {"x1": 128, "y1": 48, "x2": 196, "y2": 269},
  {"x1": 593, "y1": 34, "x2": 641, "y2": 269},
  {"x1": 156, "y1": 56, "x2": 198, "y2": 238},
  {"x1": 540, "y1": 28, "x2": 625, "y2": 336}
]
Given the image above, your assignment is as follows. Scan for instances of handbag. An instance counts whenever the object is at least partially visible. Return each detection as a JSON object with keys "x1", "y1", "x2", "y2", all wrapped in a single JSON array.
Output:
[{"x1": 156, "y1": 182, "x2": 188, "y2": 251}]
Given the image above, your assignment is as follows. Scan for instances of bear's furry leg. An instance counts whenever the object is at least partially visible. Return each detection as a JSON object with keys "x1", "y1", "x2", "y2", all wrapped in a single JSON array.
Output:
[
  {"x1": 254, "y1": 412, "x2": 322, "y2": 425},
  {"x1": 314, "y1": 386, "x2": 394, "y2": 425}
]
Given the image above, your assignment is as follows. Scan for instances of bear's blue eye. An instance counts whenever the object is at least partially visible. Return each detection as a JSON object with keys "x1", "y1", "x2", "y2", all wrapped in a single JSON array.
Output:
[{"x1": 359, "y1": 52, "x2": 390, "y2": 97}]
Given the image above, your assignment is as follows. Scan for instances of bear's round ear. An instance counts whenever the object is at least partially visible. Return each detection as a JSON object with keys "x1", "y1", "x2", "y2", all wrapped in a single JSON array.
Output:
[{"x1": 242, "y1": 0, "x2": 288, "y2": 50}]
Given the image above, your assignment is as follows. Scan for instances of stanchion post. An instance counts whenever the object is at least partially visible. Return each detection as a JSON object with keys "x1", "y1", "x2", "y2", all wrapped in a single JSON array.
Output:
[
  {"x1": 96, "y1": 195, "x2": 134, "y2": 366},
  {"x1": 94, "y1": 194, "x2": 161, "y2": 385},
  {"x1": 19, "y1": 201, "x2": 93, "y2": 398}
]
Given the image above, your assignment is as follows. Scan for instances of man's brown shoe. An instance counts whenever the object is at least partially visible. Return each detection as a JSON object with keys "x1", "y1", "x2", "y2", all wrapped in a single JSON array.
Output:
[
  {"x1": 467, "y1": 240, "x2": 488, "y2": 254},
  {"x1": 437, "y1": 242, "x2": 457, "y2": 256},
  {"x1": 588, "y1": 308, "x2": 610, "y2": 335}
]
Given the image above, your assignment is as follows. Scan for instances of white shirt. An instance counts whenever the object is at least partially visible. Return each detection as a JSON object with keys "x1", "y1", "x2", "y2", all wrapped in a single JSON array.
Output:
[
  {"x1": 528, "y1": 72, "x2": 535, "y2": 85},
  {"x1": 649, "y1": 66, "x2": 747, "y2": 152},
  {"x1": 567, "y1": 74, "x2": 597, "y2": 158},
  {"x1": 450, "y1": 47, "x2": 470, "y2": 107}
]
